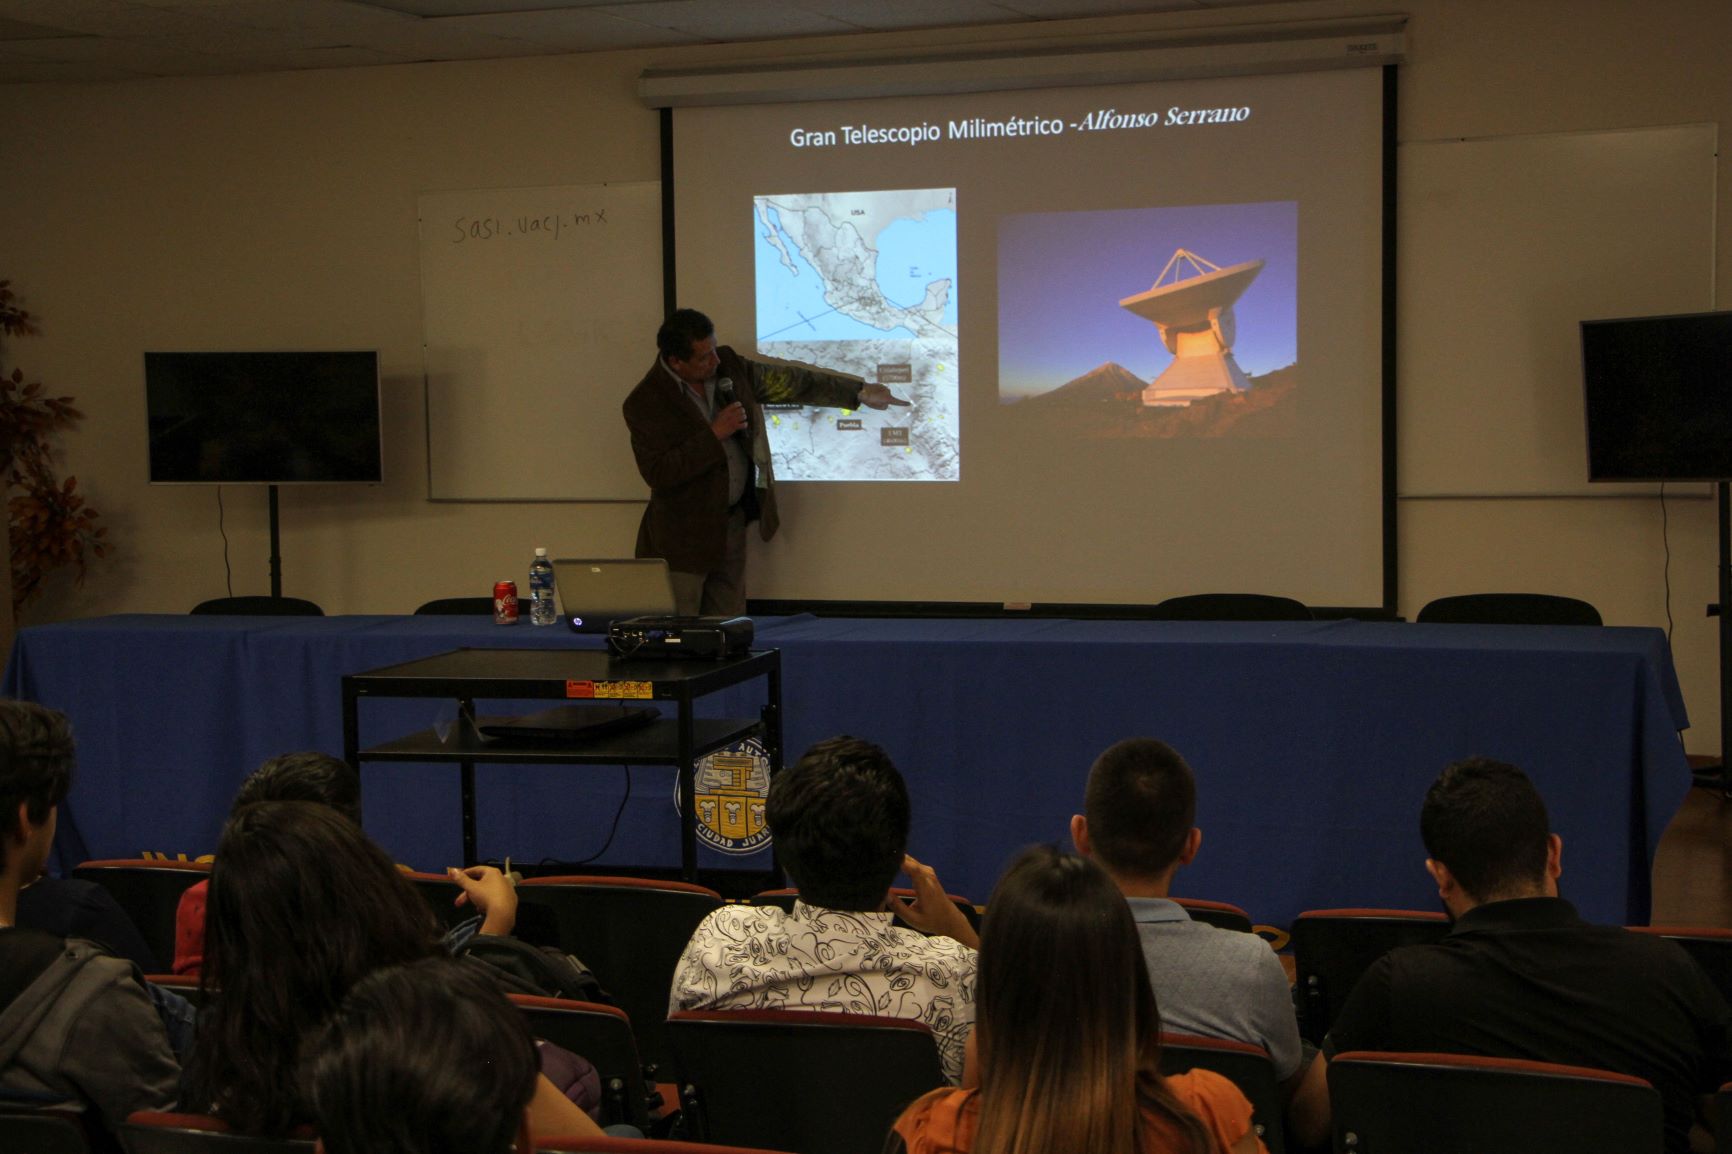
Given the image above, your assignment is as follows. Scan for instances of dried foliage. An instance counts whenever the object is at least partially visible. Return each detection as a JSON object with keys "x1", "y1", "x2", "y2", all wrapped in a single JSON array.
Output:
[{"x1": 0, "y1": 280, "x2": 109, "y2": 611}]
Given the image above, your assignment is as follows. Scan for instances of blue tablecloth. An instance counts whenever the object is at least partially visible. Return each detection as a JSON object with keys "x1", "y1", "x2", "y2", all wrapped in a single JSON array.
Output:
[{"x1": 4, "y1": 614, "x2": 1691, "y2": 928}]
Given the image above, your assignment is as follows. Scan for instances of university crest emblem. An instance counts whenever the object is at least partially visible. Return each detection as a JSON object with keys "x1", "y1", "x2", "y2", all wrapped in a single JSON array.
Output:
[{"x1": 675, "y1": 736, "x2": 773, "y2": 854}]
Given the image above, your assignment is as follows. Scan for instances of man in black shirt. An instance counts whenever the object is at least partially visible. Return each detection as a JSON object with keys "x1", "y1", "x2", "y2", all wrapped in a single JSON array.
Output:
[{"x1": 1304, "y1": 757, "x2": 1732, "y2": 1154}]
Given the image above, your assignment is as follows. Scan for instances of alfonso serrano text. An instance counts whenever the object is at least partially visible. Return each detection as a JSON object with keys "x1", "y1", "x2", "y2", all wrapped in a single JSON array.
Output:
[{"x1": 788, "y1": 106, "x2": 1251, "y2": 148}]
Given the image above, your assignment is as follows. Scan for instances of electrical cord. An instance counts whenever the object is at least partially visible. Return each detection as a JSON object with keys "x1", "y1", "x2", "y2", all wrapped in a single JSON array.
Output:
[
  {"x1": 1661, "y1": 482, "x2": 1674, "y2": 643},
  {"x1": 217, "y1": 486, "x2": 233, "y2": 596},
  {"x1": 555, "y1": 765, "x2": 633, "y2": 867}
]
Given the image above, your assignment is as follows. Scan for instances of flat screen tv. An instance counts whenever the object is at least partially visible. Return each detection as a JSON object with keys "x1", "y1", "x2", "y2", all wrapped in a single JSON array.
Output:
[
  {"x1": 145, "y1": 351, "x2": 383, "y2": 484},
  {"x1": 1582, "y1": 310, "x2": 1732, "y2": 482}
]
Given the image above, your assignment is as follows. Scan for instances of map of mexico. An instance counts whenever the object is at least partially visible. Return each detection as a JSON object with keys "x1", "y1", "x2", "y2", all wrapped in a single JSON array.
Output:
[{"x1": 754, "y1": 188, "x2": 960, "y2": 482}]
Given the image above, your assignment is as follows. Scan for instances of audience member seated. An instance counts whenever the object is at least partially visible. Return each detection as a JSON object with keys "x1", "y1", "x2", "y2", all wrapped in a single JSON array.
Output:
[
  {"x1": 308, "y1": 956, "x2": 542, "y2": 1154},
  {"x1": 179, "y1": 800, "x2": 601, "y2": 1142},
  {"x1": 1302, "y1": 757, "x2": 1732, "y2": 1154},
  {"x1": 1072, "y1": 739, "x2": 1307, "y2": 1101},
  {"x1": 15, "y1": 872, "x2": 158, "y2": 972},
  {"x1": 893, "y1": 846, "x2": 1264, "y2": 1154},
  {"x1": 173, "y1": 752, "x2": 516, "y2": 976},
  {"x1": 0, "y1": 699, "x2": 180, "y2": 1133},
  {"x1": 669, "y1": 736, "x2": 979, "y2": 1082}
]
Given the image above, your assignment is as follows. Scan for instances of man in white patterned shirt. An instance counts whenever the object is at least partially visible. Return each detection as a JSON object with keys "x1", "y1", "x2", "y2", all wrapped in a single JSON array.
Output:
[{"x1": 668, "y1": 736, "x2": 979, "y2": 1082}]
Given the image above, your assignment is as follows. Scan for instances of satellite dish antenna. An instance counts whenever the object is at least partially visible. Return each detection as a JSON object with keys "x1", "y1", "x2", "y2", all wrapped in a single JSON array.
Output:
[{"x1": 1119, "y1": 248, "x2": 1265, "y2": 407}]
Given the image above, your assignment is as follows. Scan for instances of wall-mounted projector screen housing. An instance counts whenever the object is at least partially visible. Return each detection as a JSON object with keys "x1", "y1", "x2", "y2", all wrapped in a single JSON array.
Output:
[
  {"x1": 670, "y1": 63, "x2": 1389, "y2": 609},
  {"x1": 145, "y1": 351, "x2": 383, "y2": 485},
  {"x1": 1583, "y1": 311, "x2": 1732, "y2": 482}
]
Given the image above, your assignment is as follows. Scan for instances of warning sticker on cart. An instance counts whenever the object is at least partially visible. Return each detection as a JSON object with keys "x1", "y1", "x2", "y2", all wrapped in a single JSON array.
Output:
[{"x1": 565, "y1": 679, "x2": 653, "y2": 700}]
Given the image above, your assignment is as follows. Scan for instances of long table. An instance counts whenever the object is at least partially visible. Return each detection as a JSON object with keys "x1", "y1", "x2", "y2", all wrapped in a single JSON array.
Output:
[{"x1": 3, "y1": 613, "x2": 1691, "y2": 928}]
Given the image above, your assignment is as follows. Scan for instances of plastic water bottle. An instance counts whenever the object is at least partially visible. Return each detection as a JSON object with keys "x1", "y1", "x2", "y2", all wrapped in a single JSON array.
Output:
[{"x1": 528, "y1": 547, "x2": 557, "y2": 626}]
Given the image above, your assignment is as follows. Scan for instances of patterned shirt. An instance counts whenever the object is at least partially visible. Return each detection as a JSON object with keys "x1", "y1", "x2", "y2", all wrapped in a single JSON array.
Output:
[{"x1": 668, "y1": 900, "x2": 977, "y2": 1083}]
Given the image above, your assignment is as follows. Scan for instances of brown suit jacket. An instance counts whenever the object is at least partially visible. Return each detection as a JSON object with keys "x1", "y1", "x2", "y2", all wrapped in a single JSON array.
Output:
[{"x1": 623, "y1": 345, "x2": 859, "y2": 573}]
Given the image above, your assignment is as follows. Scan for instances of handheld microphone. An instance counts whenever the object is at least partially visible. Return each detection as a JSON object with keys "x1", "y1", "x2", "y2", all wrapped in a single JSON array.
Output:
[{"x1": 716, "y1": 377, "x2": 748, "y2": 435}]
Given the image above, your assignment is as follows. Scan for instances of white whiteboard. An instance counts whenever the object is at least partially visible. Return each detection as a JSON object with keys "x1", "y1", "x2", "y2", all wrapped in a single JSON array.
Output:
[
  {"x1": 1399, "y1": 125, "x2": 1717, "y2": 497},
  {"x1": 418, "y1": 181, "x2": 662, "y2": 500}
]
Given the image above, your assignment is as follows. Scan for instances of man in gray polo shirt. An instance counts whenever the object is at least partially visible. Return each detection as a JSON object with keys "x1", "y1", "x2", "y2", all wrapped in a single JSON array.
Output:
[{"x1": 1071, "y1": 738, "x2": 1309, "y2": 1097}]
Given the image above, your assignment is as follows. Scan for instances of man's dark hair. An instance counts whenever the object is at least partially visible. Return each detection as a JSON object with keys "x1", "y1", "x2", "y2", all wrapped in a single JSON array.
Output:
[
  {"x1": 766, "y1": 736, "x2": 909, "y2": 911},
  {"x1": 0, "y1": 699, "x2": 74, "y2": 872},
  {"x1": 657, "y1": 308, "x2": 715, "y2": 361},
  {"x1": 1420, "y1": 757, "x2": 1552, "y2": 901},
  {"x1": 1083, "y1": 738, "x2": 1196, "y2": 879},
  {"x1": 233, "y1": 751, "x2": 361, "y2": 825},
  {"x1": 308, "y1": 956, "x2": 539, "y2": 1154}
]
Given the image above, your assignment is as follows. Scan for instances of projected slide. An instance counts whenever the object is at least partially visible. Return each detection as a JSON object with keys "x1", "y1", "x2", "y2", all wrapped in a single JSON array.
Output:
[
  {"x1": 754, "y1": 188, "x2": 960, "y2": 481},
  {"x1": 999, "y1": 200, "x2": 1297, "y2": 438}
]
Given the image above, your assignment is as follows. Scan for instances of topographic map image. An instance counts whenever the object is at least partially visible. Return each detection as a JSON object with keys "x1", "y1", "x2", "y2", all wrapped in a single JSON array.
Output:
[{"x1": 754, "y1": 188, "x2": 959, "y2": 482}]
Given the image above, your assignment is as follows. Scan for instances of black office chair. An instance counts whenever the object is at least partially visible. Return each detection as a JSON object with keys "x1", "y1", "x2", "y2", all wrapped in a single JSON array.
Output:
[
  {"x1": 1290, "y1": 908, "x2": 1450, "y2": 1044},
  {"x1": 1628, "y1": 925, "x2": 1732, "y2": 1007},
  {"x1": 413, "y1": 596, "x2": 496, "y2": 615},
  {"x1": 121, "y1": 1111, "x2": 316, "y2": 1153},
  {"x1": 1160, "y1": 1033, "x2": 1285, "y2": 1154},
  {"x1": 0, "y1": 1105, "x2": 90, "y2": 1154},
  {"x1": 667, "y1": 1009, "x2": 946, "y2": 1154},
  {"x1": 515, "y1": 876, "x2": 724, "y2": 1071},
  {"x1": 509, "y1": 994, "x2": 672, "y2": 1133},
  {"x1": 1416, "y1": 593, "x2": 1602, "y2": 626},
  {"x1": 189, "y1": 596, "x2": 323, "y2": 616},
  {"x1": 1173, "y1": 896, "x2": 1256, "y2": 934},
  {"x1": 70, "y1": 859, "x2": 211, "y2": 976},
  {"x1": 1328, "y1": 1051, "x2": 1662, "y2": 1153},
  {"x1": 1147, "y1": 593, "x2": 1313, "y2": 622}
]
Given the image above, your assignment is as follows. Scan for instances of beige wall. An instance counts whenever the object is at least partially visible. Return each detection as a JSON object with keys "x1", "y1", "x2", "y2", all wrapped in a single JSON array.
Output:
[{"x1": 1, "y1": 0, "x2": 1728, "y2": 749}]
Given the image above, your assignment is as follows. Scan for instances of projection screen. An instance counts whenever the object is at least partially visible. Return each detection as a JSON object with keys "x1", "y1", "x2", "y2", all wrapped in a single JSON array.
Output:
[{"x1": 668, "y1": 62, "x2": 1389, "y2": 609}]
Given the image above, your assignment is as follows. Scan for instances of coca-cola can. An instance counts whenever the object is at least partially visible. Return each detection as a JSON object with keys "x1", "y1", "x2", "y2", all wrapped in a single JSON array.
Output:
[{"x1": 493, "y1": 580, "x2": 519, "y2": 625}]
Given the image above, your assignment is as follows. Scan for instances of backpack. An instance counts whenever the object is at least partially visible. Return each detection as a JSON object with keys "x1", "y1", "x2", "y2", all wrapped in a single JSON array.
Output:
[{"x1": 455, "y1": 934, "x2": 610, "y2": 1004}]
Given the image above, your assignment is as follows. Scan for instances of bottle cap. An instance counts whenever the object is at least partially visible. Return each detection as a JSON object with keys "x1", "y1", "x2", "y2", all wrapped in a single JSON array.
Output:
[{"x1": 534, "y1": 547, "x2": 548, "y2": 557}]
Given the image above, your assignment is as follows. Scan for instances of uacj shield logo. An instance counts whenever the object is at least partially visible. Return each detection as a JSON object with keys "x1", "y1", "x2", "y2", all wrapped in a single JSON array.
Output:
[{"x1": 677, "y1": 737, "x2": 773, "y2": 855}]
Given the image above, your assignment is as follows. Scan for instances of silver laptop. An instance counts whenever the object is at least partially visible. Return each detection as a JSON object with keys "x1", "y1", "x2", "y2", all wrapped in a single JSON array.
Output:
[{"x1": 551, "y1": 557, "x2": 677, "y2": 633}]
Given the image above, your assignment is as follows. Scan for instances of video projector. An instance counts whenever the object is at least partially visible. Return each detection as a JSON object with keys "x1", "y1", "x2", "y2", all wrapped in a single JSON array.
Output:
[{"x1": 606, "y1": 615, "x2": 754, "y2": 660}]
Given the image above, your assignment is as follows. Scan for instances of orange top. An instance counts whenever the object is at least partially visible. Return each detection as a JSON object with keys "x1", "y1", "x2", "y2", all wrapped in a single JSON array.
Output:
[{"x1": 894, "y1": 1069, "x2": 1265, "y2": 1154}]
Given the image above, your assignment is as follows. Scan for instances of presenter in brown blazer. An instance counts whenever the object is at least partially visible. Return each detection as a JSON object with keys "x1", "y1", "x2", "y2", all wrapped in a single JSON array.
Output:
[{"x1": 623, "y1": 308, "x2": 908, "y2": 616}]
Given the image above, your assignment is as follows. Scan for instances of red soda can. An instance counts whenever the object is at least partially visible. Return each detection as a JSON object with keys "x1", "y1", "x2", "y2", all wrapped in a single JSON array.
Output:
[{"x1": 493, "y1": 580, "x2": 519, "y2": 625}]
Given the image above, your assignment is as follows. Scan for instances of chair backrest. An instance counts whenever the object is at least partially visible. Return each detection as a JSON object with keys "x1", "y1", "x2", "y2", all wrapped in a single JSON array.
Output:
[
  {"x1": 0, "y1": 1105, "x2": 91, "y2": 1154},
  {"x1": 120, "y1": 1112, "x2": 316, "y2": 1154},
  {"x1": 412, "y1": 596, "x2": 496, "y2": 616},
  {"x1": 1148, "y1": 593, "x2": 1313, "y2": 621},
  {"x1": 1290, "y1": 908, "x2": 1449, "y2": 1044},
  {"x1": 515, "y1": 876, "x2": 723, "y2": 1071},
  {"x1": 1173, "y1": 896, "x2": 1255, "y2": 933},
  {"x1": 667, "y1": 1009, "x2": 947, "y2": 1154},
  {"x1": 1415, "y1": 593, "x2": 1603, "y2": 626},
  {"x1": 1159, "y1": 1033, "x2": 1284, "y2": 1154},
  {"x1": 508, "y1": 994, "x2": 661, "y2": 1132},
  {"x1": 749, "y1": 886, "x2": 982, "y2": 932},
  {"x1": 188, "y1": 596, "x2": 324, "y2": 616},
  {"x1": 401, "y1": 870, "x2": 472, "y2": 930},
  {"x1": 1328, "y1": 1051, "x2": 1662, "y2": 1154},
  {"x1": 70, "y1": 859, "x2": 211, "y2": 977},
  {"x1": 1629, "y1": 925, "x2": 1732, "y2": 1007}
]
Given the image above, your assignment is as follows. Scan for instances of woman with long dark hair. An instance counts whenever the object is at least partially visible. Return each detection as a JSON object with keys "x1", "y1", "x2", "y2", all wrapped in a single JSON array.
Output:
[
  {"x1": 180, "y1": 800, "x2": 600, "y2": 1140},
  {"x1": 893, "y1": 846, "x2": 1264, "y2": 1154}
]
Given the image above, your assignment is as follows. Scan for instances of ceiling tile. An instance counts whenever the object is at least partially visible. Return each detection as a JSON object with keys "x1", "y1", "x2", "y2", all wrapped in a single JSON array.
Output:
[
  {"x1": 784, "y1": 0, "x2": 1022, "y2": 33},
  {"x1": 428, "y1": 7, "x2": 698, "y2": 51},
  {"x1": 590, "y1": 0, "x2": 856, "y2": 43}
]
